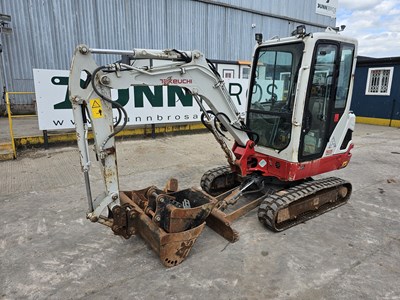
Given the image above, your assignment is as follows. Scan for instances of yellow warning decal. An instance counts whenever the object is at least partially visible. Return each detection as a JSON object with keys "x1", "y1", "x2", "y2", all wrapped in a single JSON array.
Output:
[{"x1": 90, "y1": 98, "x2": 103, "y2": 119}]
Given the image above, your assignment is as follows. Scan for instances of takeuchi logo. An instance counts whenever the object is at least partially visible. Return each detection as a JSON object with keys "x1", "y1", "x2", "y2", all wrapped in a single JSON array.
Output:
[{"x1": 160, "y1": 76, "x2": 193, "y2": 85}]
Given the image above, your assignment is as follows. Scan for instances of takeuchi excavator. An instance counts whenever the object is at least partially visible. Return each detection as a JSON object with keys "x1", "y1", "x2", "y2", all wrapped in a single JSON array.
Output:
[{"x1": 69, "y1": 26, "x2": 357, "y2": 267}]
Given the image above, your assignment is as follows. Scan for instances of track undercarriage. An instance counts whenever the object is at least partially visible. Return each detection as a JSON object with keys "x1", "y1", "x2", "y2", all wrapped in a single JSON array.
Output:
[
  {"x1": 201, "y1": 166, "x2": 352, "y2": 233},
  {"x1": 102, "y1": 166, "x2": 351, "y2": 267}
]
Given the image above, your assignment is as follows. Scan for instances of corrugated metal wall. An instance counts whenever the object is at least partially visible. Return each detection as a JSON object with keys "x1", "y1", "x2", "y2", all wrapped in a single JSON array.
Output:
[{"x1": 0, "y1": 0, "x2": 335, "y2": 108}]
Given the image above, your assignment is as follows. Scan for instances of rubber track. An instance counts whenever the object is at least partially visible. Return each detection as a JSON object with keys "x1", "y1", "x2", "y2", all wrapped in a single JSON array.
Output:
[
  {"x1": 258, "y1": 177, "x2": 352, "y2": 232},
  {"x1": 200, "y1": 166, "x2": 233, "y2": 196}
]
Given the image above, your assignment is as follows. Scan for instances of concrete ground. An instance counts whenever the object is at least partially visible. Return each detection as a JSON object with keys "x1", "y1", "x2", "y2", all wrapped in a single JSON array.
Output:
[{"x1": 0, "y1": 124, "x2": 399, "y2": 299}]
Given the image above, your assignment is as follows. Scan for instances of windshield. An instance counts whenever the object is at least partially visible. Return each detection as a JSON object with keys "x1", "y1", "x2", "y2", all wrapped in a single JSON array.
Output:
[{"x1": 247, "y1": 42, "x2": 304, "y2": 150}]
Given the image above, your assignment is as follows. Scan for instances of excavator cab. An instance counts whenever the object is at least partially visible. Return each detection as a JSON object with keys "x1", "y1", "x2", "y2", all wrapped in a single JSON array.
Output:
[{"x1": 236, "y1": 27, "x2": 357, "y2": 181}]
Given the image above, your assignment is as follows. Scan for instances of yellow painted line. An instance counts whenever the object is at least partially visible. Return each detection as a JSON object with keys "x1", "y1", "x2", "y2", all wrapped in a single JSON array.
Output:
[
  {"x1": 356, "y1": 116, "x2": 400, "y2": 128},
  {"x1": 12, "y1": 116, "x2": 400, "y2": 149},
  {"x1": 0, "y1": 152, "x2": 14, "y2": 161},
  {"x1": 356, "y1": 116, "x2": 390, "y2": 126},
  {"x1": 16, "y1": 136, "x2": 44, "y2": 146},
  {"x1": 6, "y1": 92, "x2": 35, "y2": 95},
  {"x1": 14, "y1": 123, "x2": 207, "y2": 147},
  {"x1": 11, "y1": 115, "x2": 37, "y2": 118},
  {"x1": 390, "y1": 119, "x2": 400, "y2": 128},
  {"x1": 0, "y1": 143, "x2": 13, "y2": 150}
]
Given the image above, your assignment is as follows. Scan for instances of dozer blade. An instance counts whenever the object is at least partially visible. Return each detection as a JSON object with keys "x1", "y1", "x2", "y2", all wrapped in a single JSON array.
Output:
[
  {"x1": 258, "y1": 177, "x2": 352, "y2": 232},
  {"x1": 205, "y1": 192, "x2": 265, "y2": 242}
]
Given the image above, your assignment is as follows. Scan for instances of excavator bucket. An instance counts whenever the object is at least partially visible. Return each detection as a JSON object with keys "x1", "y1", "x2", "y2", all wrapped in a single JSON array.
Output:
[
  {"x1": 106, "y1": 180, "x2": 219, "y2": 267},
  {"x1": 120, "y1": 198, "x2": 206, "y2": 267}
]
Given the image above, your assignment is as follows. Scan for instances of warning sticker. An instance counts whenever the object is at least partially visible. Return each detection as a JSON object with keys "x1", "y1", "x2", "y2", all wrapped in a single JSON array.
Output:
[{"x1": 90, "y1": 98, "x2": 103, "y2": 119}]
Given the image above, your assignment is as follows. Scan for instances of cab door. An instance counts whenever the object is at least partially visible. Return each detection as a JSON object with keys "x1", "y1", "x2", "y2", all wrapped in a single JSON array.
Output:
[{"x1": 299, "y1": 42, "x2": 339, "y2": 161}]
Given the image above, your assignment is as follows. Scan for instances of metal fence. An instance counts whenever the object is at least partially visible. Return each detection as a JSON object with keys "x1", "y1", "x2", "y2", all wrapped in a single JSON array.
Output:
[{"x1": 4, "y1": 91, "x2": 36, "y2": 158}]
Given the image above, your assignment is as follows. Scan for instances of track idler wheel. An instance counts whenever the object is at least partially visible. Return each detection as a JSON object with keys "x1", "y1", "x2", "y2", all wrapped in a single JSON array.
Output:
[{"x1": 200, "y1": 166, "x2": 241, "y2": 196}]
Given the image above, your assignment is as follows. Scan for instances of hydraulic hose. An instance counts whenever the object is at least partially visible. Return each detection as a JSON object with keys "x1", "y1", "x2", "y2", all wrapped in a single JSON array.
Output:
[{"x1": 91, "y1": 66, "x2": 129, "y2": 149}]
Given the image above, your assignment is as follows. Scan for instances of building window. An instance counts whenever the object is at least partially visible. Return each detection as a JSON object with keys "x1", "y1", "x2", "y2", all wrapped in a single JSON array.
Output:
[
  {"x1": 222, "y1": 69, "x2": 234, "y2": 79},
  {"x1": 241, "y1": 67, "x2": 250, "y2": 79},
  {"x1": 365, "y1": 67, "x2": 394, "y2": 96}
]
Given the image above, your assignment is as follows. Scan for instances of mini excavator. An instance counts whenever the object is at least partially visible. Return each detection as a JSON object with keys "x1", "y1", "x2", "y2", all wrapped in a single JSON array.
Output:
[{"x1": 69, "y1": 26, "x2": 357, "y2": 267}]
